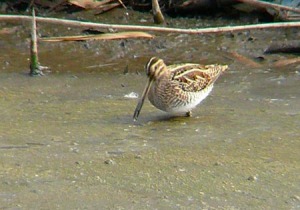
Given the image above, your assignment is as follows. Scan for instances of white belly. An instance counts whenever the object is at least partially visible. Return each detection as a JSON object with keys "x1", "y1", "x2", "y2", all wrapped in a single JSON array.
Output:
[{"x1": 167, "y1": 85, "x2": 214, "y2": 113}]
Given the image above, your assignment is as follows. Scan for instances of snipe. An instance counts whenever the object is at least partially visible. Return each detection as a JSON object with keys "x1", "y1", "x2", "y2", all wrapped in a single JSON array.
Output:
[{"x1": 133, "y1": 57, "x2": 228, "y2": 120}]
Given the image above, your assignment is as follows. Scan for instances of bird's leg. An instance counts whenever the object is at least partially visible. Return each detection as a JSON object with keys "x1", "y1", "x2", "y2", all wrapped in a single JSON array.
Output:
[{"x1": 186, "y1": 111, "x2": 192, "y2": 117}]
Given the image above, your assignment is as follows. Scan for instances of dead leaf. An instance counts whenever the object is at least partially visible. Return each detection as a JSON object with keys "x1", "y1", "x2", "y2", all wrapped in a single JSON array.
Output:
[
  {"x1": 69, "y1": 0, "x2": 115, "y2": 9},
  {"x1": 40, "y1": 31, "x2": 154, "y2": 42},
  {"x1": 94, "y1": 3, "x2": 121, "y2": 14}
]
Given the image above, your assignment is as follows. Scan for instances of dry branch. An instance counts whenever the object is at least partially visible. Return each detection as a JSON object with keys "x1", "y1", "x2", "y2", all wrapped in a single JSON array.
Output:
[
  {"x1": 237, "y1": 0, "x2": 300, "y2": 14},
  {"x1": 273, "y1": 57, "x2": 300, "y2": 67},
  {"x1": 225, "y1": 52, "x2": 262, "y2": 68},
  {"x1": 0, "y1": 14, "x2": 300, "y2": 35},
  {"x1": 117, "y1": 0, "x2": 127, "y2": 9}
]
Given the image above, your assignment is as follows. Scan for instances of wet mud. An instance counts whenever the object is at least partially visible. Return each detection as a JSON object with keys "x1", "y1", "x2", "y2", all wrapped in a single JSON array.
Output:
[{"x1": 0, "y1": 9, "x2": 299, "y2": 209}]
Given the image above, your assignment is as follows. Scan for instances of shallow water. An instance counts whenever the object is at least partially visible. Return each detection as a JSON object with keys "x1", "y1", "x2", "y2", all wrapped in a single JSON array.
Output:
[{"x1": 0, "y1": 9, "x2": 300, "y2": 209}]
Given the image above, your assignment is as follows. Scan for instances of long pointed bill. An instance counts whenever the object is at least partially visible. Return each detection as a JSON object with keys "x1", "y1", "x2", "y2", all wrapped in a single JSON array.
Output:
[{"x1": 133, "y1": 78, "x2": 154, "y2": 121}]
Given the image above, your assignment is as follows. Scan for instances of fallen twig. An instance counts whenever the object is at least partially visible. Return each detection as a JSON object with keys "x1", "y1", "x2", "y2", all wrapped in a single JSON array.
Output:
[
  {"x1": 117, "y1": 0, "x2": 127, "y2": 9},
  {"x1": 1, "y1": 14, "x2": 300, "y2": 35},
  {"x1": 225, "y1": 52, "x2": 262, "y2": 68},
  {"x1": 237, "y1": 0, "x2": 300, "y2": 14},
  {"x1": 273, "y1": 57, "x2": 300, "y2": 67}
]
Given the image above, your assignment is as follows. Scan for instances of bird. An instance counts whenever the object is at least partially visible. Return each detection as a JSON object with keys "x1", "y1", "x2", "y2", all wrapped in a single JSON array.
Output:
[{"x1": 133, "y1": 57, "x2": 228, "y2": 121}]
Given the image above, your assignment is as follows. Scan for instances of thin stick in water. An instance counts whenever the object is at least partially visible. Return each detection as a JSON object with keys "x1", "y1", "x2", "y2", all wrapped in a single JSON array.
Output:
[
  {"x1": 29, "y1": 8, "x2": 42, "y2": 76},
  {"x1": 152, "y1": 0, "x2": 165, "y2": 24},
  {"x1": 29, "y1": 9, "x2": 49, "y2": 76}
]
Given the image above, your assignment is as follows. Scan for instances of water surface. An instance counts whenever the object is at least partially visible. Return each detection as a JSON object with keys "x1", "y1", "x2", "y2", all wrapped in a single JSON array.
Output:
[{"x1": 0, "y1": 9, "x2": 299, "y2": 209}]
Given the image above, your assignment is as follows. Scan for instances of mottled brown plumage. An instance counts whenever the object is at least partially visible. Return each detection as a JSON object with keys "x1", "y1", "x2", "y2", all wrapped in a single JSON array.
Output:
[{"x1": 133, "y1": 57, "x2": 228, "y2": 120}]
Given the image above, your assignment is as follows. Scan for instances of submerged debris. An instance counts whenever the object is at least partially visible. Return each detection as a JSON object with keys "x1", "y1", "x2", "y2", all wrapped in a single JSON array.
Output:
[
  {"x1": 247, "y1": 175, "x2": 258, "y2": 181},
  {"x1": 265, "y1": 40, "x2": 300, "y2": 54},
  {"x1": 124, "y1": 92, "x2": 139, "y2": 99},
  {"x1": 104, "y1": 159, "x2": 116, "y2": 165}
]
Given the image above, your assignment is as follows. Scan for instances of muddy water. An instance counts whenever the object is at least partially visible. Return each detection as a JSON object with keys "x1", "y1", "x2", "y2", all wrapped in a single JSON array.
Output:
[{"x1": 1, "y1": 9, "x2": 300, "y2": 209}]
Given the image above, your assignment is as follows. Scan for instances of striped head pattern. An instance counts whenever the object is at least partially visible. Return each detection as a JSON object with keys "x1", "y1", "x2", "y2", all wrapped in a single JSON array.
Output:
[{"x1": 145, "y1": 57, "x2": 168, "y2": 80}]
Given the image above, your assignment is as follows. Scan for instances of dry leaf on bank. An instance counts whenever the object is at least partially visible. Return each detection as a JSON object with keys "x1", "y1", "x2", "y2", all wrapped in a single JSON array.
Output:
[
  {"x1": 40, "y1": 31, "x2": 154, "y2": 42},
  {"x1": 69, "y1": 0, "x2": 115, "y2": 9}
]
